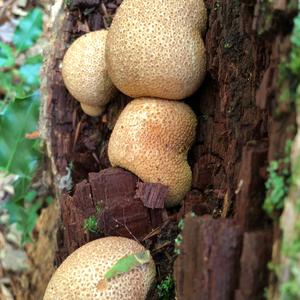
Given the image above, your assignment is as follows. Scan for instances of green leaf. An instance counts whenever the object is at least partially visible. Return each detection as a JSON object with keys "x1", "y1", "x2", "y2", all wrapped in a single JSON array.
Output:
[
  {"x1": 46, "y1": 196, "x2": 54, "y2": 205},
  {"x1": 0, "y1": 55, "x2": 42, "y2": 102},
  {"x1": 12, "y1": 83, "x2": 33, "y2": 99},
  {"x1": 19, "y1": 60, "x2": 42, "y2": 87},
  {"x1": 83, "y1": 216, "x2": 98, "y2": 233},
  {"x1": 0, "y1": 72, "x2": 13, "y2": 97},
  {"x1": 105, "y1": 250, "x2": 151, "y2": 280},
  {"x1": 0, "y1": 92, "x2": 41, "y2": 176},
  {"x1": 157, "y1": 275, "x2": 175, "y2": 300},
  {"x1": 25, "y1": 190, "x2": 37, "y2": 203},
  {"x1": 0, "y1": 42, "x2": 15, "y2": 68},
  {"x1": 11, "y1": 175, "x2": 31, "y2": 203},
  {"x1": 0, "y1": 101, "x2": 5, "y2": 112},
  {"x1": 25, "y1": 55, "x2": 43, "y2": 65},
  {"x1": 6, "y1": 197, "x2": 42, "y2": 244},
  {"x1": 97, "y1": 250, "x2": 152, "y2": 291},
  {"x1": 13, "y1": 8, "x2": 43, "y2": 52}
]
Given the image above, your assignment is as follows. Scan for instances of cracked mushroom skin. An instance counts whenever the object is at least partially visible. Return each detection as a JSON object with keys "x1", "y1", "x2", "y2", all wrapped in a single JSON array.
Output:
[
  {"x1": 62, "y1": 30, "x2": 116, "y2": 117},
  {"x1": 106, "y1": 0, "x2": 207, "y2": 100},
  {"x1": 43, "y1": 237, "x2": 156, "y2": 300},
  {"x1": 108, "y1": 98, "x2": 197, "y2": 207}
]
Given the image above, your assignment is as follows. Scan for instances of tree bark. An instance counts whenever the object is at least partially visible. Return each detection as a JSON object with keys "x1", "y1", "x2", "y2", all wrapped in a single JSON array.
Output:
[{"x1": 38, "y1": 0, "x2": 298, "y2": 299}]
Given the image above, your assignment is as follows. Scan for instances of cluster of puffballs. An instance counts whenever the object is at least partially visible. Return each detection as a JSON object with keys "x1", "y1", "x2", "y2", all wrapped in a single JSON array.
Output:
[{"x1": 44, "y1": 0, "x2": 207, "y2": 299}]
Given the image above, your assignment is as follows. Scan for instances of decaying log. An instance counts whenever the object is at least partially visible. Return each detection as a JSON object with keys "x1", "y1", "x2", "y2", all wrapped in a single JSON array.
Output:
[
  {"x1": 173, "y1": 0, "x2": 297, "y2": 299},
  {"x1": 38, "y1": 0, "x2": 298, "y2": 299},
  {"x1": 235, "y1": 140, "x2": 269, "y2": 231},
  {"x1": 135, "y1": 182, "x2": 168, "y2": 209},
  {"x1": 174, "y1": 217, "x2": 273, "y2": 300},
  {"x1": 56, "y1": 168, "x2": 166, "y2": 263},
  {"x1": 174, "y1": 215, "x2": 243, "y2": 300},
  {"x1": 235, "y1": 230, "x2": 273, "y2": 300}
]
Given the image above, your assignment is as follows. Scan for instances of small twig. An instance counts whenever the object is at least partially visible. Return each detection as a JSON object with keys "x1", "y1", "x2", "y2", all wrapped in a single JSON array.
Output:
[
  {"x1": 73, "y1": 118, "x2": 82, "y2": 150},
  {"x1": 153, "y1": 241, "x2": 172, "y2": 252},
  {"x1": 100, "y1": 2, "x2": 109, "y2": 18},
  {"x1": 113, "y1": 217, "x2": 139, "y2": 243},
  {"x1": 142, "y1": 226, "x2": 162, "y2": 241},
  {"x1": 221, "y1": 191, "x2": 231, "y2": 218},
  {"x1": 92, "y1": 152, "x2": 100, "y2": 164},
  {"x1": 72, "y1": 107, "x2": 78, "y2": 128},
  {"x1": 100, "y1": 2, "x2": 111, "y2": 29},
  {"x1": 103, "y1": 17, "x2": 109, "y2": 29}
]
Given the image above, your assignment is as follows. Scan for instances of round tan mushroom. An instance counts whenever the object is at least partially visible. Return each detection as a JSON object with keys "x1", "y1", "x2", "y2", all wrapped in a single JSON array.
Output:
[
  {"x1": 62, "y1": 30, "x2": 116, "y2": 117},
  {"x1": 43, "y1": 237, "x2": 156, "y2": 300},
  {"x1": 106, "y1": 0, "x2": 207, "y2": 100},
  {"x1": 108, "y1": 98, "x2": 197, "y2": 207}
]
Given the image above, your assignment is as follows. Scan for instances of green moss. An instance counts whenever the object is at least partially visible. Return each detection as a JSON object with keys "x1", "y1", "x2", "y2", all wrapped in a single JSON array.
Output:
[
  {"x1": 289, "y1": 15, "x2": 300, "y2": 108},
  {"x1": 96, "y1": 204, "x2": 102, "y2": 214},
  {"x1": 278, "y1": 9, "x2": 300, "y2": 300},
  {"x1": 214, "y1": 0, "x2": 221, "y2": 11},
  {"x1": 264, "y1": 140, "x2": 292, "y2": 216},
  {"x1": 264, "y1": 4, "x2": 300, "y2": 216},
  {"x1": 174, "y1": 218, "x2": 185, "y2": 255},
  {"x1": 157, "y1": 275, "x2": 175, "y2": 300},
  {"x1": 83, "y1": 216, "x2": 98, "y2": 233},
  {"x1": 224, "y1": 41, "x2": 232, "y2": 49},
  {"x1": 280, "y1": 154, "x2": 300, "y2": 299},
  {"x1": 174, "y1": 213, "x2": 196, "y2": 255},
  {"x1": 280, "y1": 234, "x2": 300, "y2": 299}
]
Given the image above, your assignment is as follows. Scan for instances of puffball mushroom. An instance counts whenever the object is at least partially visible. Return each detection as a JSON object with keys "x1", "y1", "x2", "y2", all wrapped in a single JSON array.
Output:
[
  {"x1": 106, "y1": 0, "x2": 207, "y2": 100},
  {"x1": 108, "y1": 98, "x2": 197, "y2": 207},
  {"x1": 62, "y1": 30, "x2": 116, "y2": 117},
  {"x1": 43, "y1": 237, "x2": 156, "y2": 300}
]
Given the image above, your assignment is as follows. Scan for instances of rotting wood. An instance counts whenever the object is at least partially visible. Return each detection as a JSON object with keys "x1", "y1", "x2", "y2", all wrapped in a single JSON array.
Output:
[
  {"x1": 38, "y1": 0, "x2": 298, "y2": 299},
  {"x1": 174, "y1": 218, "x2": 273, "y2": 300},
  {"x1": 174, "y1": 0, "x2": 297, "y2": 299},
  {"x1": 56, "y1": 168, "x2": 165, "y2": 263},
  {"x1": 177, "y1": 191, "x2": 212, "y2": 220},
  {"x1": 235, "y1": 140, "x2": 269, "y2": 231},
  {"x1": 174, "y1": 215, "x2": 243, "y2": 300},
  {"x1": 135, "y1": 182, "x2": 168, "y2": 209},
  {"x1": 235, "y1": 230, "x2": 273, "y2": 300}
]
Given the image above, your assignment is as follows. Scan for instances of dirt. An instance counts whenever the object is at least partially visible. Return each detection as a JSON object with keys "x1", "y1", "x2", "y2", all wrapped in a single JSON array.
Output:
[{"x1": 39, "y1": 0, "x2": 298, "y2": 299}]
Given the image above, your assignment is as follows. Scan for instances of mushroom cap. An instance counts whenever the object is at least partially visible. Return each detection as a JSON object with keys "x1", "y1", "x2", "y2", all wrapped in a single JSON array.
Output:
[
  {"x1": 80, "y1": 103, "x2": 105, "y2": 117},
  {"x1": 43, "y1": 237, "x2": 156, "y2": 300},
  {"x1": 108, "y1": 98, "x2": 197, "y2": 207},
  {"x1": 106, "y1": 0, "x2": 207, "y2": 100},
  {"x1": 62, "y1": 30, "x2": 116, "y2": 116}
]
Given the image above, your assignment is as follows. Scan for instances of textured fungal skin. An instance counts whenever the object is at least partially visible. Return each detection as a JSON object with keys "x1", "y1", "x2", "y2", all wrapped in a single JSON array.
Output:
[
  {"x1": 80, "y1": 103, "x2": 105, "y2": 117},
  {"x1": 106, "y1": 0, "x2": 207, "y2": 100},
  {"x1": 43, "y1": 237, "x2": 156, "y2": 300},
  {"x1": 62, "y1": 30, "x2": 116, "y2": 116},
  {"x1": 108, "y1": 98, "x2": 197, "y2": 207}
]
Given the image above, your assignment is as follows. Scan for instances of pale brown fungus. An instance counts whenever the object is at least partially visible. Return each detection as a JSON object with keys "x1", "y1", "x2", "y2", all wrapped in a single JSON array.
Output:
[
  {"x1": 106, "y1": 0, "x2": 207, "y2": 100},
  {"x1": 62, "y1": 30, "x2": 116, "y2": 117},
  {"x1": 43, "y1": 237, "x2": 156, "y2": 300},
  {"x1": 108, "y1": 98, "x2": 197, "y2": 207}
]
